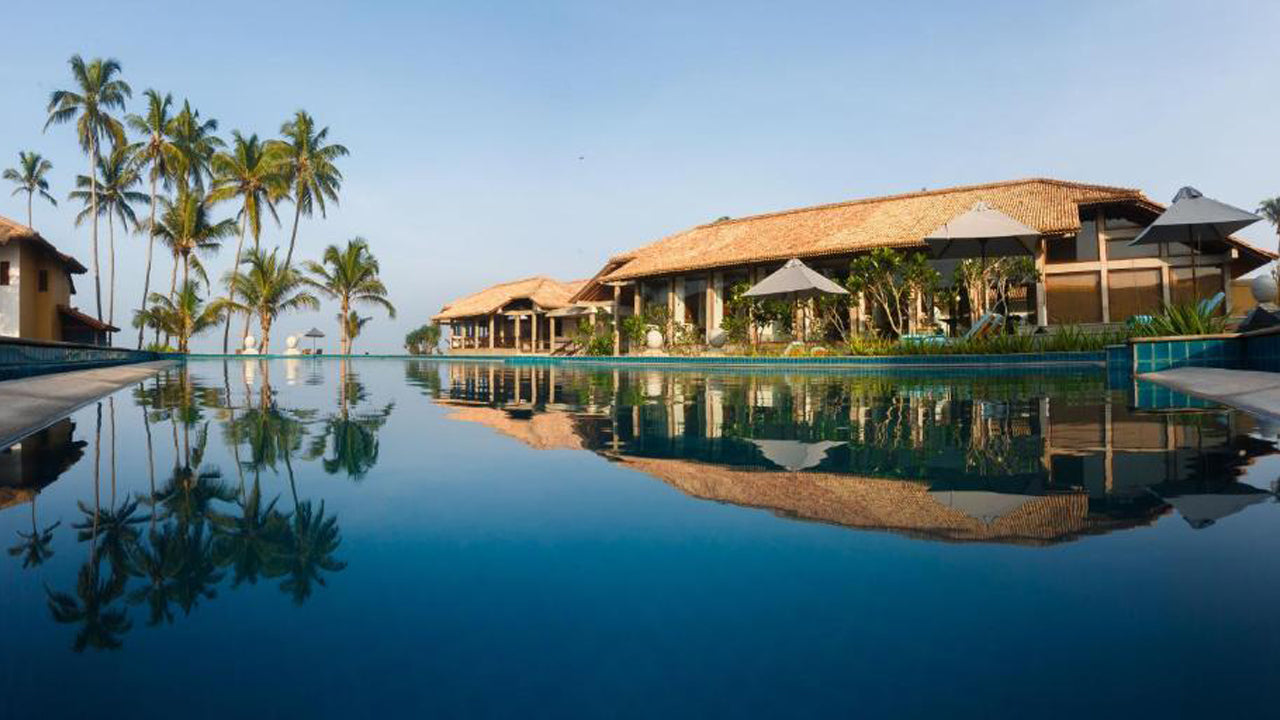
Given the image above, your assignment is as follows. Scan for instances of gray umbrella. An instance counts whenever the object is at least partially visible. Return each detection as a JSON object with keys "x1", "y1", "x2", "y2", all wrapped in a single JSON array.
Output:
[
  {"x1": 1130, "y1": 186, "x2": 1260, "y2": 292},
  {"x1": 923, "y1": 201, "x2": 1038, "y2": 261},
  {"x1": 304, "y1": 327, "x2": 325, "y2": 353},
  {"x1": 927, "y1": 489, "x2": 1037, "y2": 524},
  {"x1": 750, "y1": 439, "x2": 844, "y2": 471},
  {"x1": 742, "y1": 258, "x2": 849, "y2": 298}
]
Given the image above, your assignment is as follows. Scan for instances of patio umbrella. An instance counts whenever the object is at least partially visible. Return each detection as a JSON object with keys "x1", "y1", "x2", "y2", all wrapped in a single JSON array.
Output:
[
  {"x1": 924, "y1": 202, "x2": 1038, "y2": 323},
  {"x1": 742, "y1": 258, "x2": 848, "y2": 343},
  {"x1": 1156, "y1": 482, "x2": 1273, "y2": 529},
  {"x1": 1130, "y1": 186, "x2": 1260, "y2": 295},
  {"x1": 927, "y1": 489, "x2": 1037, "y2": 524},
  {"x1": 750, "y1": 439, "x2": 844, "y2": 472},
  {"x1": 304, "y1": 327, "x2": 325, "y2": 353}
]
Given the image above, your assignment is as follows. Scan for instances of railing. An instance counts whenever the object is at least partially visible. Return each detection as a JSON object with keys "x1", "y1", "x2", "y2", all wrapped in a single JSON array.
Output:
[{"x1": 0, "y1": 336, "x2": 167, "y2": 380}]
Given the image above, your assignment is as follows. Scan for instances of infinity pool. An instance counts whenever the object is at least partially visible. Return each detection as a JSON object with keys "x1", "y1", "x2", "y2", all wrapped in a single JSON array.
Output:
[{"x1": 2, "y1": 358, "x2": 1278, "y2": 718}]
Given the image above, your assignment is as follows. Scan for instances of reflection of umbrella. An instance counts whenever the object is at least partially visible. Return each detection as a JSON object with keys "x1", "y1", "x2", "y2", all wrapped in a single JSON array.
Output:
[
  {"x1": 928, "y1": 490, "x2": 1037, "y2": 524},
  {"x1": 750, "y1": 439, "x2": 844, "y2": 471},
  {"x1": 304, "y1": 327, "x2": 325, "y2": 353},
  {"x1": 924, "y1": 202, "x2": 1038, "y2": 261},
  {"x1": 1131, "y1": 187, "x2": 1260, "y2": 294},
  {"x1": 742, "y1": 259, "x2": 848, "y2": 344},
  {"x1": 1158, "y1": 484, "x2": 1272, "y2": 529}
]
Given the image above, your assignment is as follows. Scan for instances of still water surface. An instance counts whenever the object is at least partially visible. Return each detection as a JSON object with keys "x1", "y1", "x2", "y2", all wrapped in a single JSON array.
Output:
[{"x1": 2, "y1": 358, "x2": 1279, "y2": 718}]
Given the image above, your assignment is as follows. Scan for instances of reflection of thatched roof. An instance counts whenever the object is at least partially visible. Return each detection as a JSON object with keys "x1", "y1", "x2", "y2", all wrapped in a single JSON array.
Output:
[
  {"x1": 617, "y1": 456, "x2": 1164, "y2": 546},
  {"x1": 442, "y1": 404, "x2": 586, "y2": 451},
  {"x1": 432, "y1": 276, "x2": 587, "y2": 321},
  {"x1": 0, "y1": 487, "x2": 37, "y2": 512}
]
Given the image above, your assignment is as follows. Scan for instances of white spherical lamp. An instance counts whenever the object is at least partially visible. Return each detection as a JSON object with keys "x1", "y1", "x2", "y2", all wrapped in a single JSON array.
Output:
[{"x1": 1251, "y1": 274, "x2": 1278, "y2": 304}]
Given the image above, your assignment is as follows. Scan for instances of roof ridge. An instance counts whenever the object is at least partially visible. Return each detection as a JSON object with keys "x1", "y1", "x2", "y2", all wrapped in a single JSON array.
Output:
[{"x1": 691, "y1": 177, "x2": 1144, "y2": 230}]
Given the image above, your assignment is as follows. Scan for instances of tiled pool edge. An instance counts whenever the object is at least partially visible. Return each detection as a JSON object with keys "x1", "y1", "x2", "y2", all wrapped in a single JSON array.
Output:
[
  {"x1": 0, "y1": 337, "x2": 171, "y2": 381},
  {"x1": 442, "y1": 351, "x2": 1107, "y2": 370}
]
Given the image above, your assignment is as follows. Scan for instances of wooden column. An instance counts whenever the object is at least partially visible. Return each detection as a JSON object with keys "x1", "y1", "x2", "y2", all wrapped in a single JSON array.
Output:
[
  {"x1": 711, "y1": 271, "x2": 724, "y2": 341},
  {"x1": 531, "y1": 312, "x2": 539, "y2": 353},
  {"x1": 667, "y1": 277, "x2": 676, "y2": 340},
  {"x1": 1034, "y1": 237, "x2": 1048, "y2": 327},
  {"x1": 488, "y1": 315, "x2": 495, "y2": 349},
  {"x1": 549, "y1": 316, "x2": 557, "y2": 353},
  {"x1": 514, "y1": 314, "x2": 521, "y2": 352},
  {"x1": 1096, "y1": 209, "x2": 1111, "y2": 323},
  {"x1": 612, "y1": 284, "x2": 622, "y2": 355}
]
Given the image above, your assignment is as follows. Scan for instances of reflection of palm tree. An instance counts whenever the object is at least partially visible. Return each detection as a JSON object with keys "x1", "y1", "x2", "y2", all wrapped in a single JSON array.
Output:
[
  {"x1": 279, "y1": 500, "x2": 346, "y2": 605},
  {"x1": 213, "y1": 479, "x2": 289, "y2": 587},
  {"x1": 173, "y1": 522, "x2": 224, "y2": 616},
  {"x1": 8, "y1": 499, "x2": 60, "y2": 569},
  {"x1": 47, "y1": 559, "x2": 133, "y2": 652},
  {"x1": 126, "y1": 524, "x2": 187, "y2": 626},
  {"x1": 308, "y1": 366, "x2": 393, "y2": 481},
  {"x1": 73, "y1": 498, "x2": 145, "y2": 576}
]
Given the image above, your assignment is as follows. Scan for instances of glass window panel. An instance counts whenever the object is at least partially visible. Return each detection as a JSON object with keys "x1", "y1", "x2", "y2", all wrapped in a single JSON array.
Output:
[
  {"x1": 1107, "y1": 233, "x2": 1159, "y2": 259},
  {"x1": 1107, "y1": 268, "x2": 1163, "y2": 320},
  {"x1": 1046, "y1": 220, "x2": 1099, "y2": 264},
  {"x1": 1170, "y1": 266, "x2": 1224, "y2": 309},
  {"x1": 1046, "y1": 272, "x2": 1102, "y2": 323}
]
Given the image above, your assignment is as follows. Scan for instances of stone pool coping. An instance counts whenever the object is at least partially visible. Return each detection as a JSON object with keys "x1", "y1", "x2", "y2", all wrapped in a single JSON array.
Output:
[
  {"x1": 1140, "y1": 367, "x2": 1280, "y2": 423},
  {"x1": 0, "y1": 360, "x2": 176, "y2": 450},
  {"x1": 443, "y1": 351, "x2": 1106, "y2": 370}
]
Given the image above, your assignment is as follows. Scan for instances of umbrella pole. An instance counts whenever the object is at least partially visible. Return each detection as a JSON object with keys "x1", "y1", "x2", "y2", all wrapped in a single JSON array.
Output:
[{"x1": 1191, "y1": 225, "x2": 1199, "y2": 303}]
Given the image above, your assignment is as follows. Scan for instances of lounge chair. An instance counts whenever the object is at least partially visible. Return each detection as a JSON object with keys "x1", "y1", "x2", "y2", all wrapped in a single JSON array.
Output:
[
  {"x1": 1198, "y1": 291, "x2": 1225, "y2": 315},
  {"x1": 960, "y1": 311, "x2": 1004, "y2": 341}
]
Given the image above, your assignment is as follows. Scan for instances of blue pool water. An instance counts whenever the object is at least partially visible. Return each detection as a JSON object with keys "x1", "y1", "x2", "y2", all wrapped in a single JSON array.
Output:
[{"x1": 1, "y1": 358, "x2": 1278, "y2": 718}]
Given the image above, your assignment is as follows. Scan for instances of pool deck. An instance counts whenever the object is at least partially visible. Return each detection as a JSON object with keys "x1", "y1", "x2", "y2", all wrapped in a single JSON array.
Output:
[
  {"x1": 0, "y1": 360, "x2": 175, "y2": 449},
  {"x1": 1141, "y1": 367, "x2": 1280, "y2": 422}
]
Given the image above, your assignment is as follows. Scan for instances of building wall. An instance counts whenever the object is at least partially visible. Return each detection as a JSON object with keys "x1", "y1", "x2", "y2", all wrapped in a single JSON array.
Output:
[
  {"x1": 15, "y1": 244, "x2": 73, "y2": 342},
  {"x1": 0, "y1": 244, "x2": 18, "y2": 337}
]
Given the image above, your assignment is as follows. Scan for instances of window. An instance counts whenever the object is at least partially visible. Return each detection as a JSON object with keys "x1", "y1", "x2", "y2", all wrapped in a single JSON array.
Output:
[
  {"x1": 0, "y1": 261, "x2": 9, "y2": 286},
  {"x1": 683, "y1": 277, "x2": 707, "y2": 329},
  {"x1": 1171, "y1": 266, "x2": 1224, "y2": 309},
  {"x1": 1108, "y1": 269, "x2": 1163, "y2": 320},
  {"x1": 1046, "y1": 220, "x2": 1099, "y2": 264},
  {"x1": 38, "y1": 269, "x2": 49, "y2": 292},
  {"x1": 1046, "y1": 272, "x2": 1102, "y2": 323}
]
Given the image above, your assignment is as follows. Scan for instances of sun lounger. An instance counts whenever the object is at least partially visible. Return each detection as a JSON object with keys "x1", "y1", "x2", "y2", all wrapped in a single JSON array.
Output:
[
  {"x1": 960, "y1": 312, "x2": 1004, "y2": 341},
  {"x1": 1198, "y1": 291, "x2": 1225, "y2": 315}
]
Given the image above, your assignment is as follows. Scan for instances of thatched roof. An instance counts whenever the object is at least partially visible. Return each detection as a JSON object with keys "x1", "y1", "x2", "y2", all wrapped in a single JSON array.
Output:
[
  {"x1": 573, "y1": 178, "x2": 1275, "y2": 297},
  {"x1": 618, "y1": 455, "x2": 1165, "y2": 546},
  {"x1": 432, "y1": 276, "x2": 587, "y2": 321},
  {"x1": 0, "y1": 214, "x2": 88, "y2": 274}
]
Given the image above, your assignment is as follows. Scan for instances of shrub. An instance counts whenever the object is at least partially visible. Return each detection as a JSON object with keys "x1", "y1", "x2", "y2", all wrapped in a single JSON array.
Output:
[{"x1": 1132, "y1": 302, "x2": 1227, "y2": 337}]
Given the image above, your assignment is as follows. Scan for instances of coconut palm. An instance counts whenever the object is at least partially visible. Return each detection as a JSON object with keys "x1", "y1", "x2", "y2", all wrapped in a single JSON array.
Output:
[
  {"x1": 304, "y1": 238, "x2": 396, "y2": 354},
  {"x1": 3, "y1": 151, "x2": 57, "y2": 228},
  {"x1": 127, "y1": 89, "x2": 182, "y2": 348},
  {"x1": 168, "y1": 100, "x2": 223, "y2": 191},
  {"x1": 211, "y1": 132, "x2": 286, "y2": 352},
  {"x1": 340, "y1": 311, "x2": 372, "y2": 353},
  {"x1": 267, "y1": 110, "x2": 348, "y2": 269},
  {"x1": 45, "y1": 55, "x2": 132, "y2": 322},
  {"x1": 143, "y1": 280, "x2": 228, "y2": 353},
  {"x1": 224, "y1": 247, "x2": 319, "y2": 353},
  {"x1": 70, "y1": 144, "x2": 148, "y2": 327},
  {"x1": 148, "y1": 187, "x2": 235, "y2": 294}
]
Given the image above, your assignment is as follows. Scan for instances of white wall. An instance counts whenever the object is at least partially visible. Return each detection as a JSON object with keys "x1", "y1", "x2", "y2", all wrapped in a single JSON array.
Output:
[{"x1": 0, "y1": 244, "x2": 19, "y2": 337}]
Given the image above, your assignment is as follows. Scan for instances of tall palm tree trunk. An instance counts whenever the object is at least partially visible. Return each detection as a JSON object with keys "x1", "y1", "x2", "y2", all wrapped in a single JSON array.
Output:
[
  {"x1": 89, "y1": 141, "x2": 103, "y2": 322},
  {"x1": 340, "y1": 297, "x2": 350, "y2": 355},
  {"x1": 107, "y1": 213, "x2": 116, "y2": 331},
  {"x1": 260, "y1": 314, "x2": 272, "y2": 356},
  {"x1": 26, "y1": 192, "x2": 33, "y2": 229},
  {"x1": 223, "y1": 213, "x2": 249, "y2": 353},
  {"x1": 137, "y1": 173, "x2": 158, "y2": 348},
  {"x1": 284, "y1": 200, "x2": 302, "y2": 271}
]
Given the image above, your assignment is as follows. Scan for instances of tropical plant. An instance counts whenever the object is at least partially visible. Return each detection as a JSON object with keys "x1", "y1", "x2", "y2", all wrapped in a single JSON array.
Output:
[
  {"x1": 1259, "y1": 197, "x2": 1280, "y2": 283},
  {"x1": 45, "y1": 54, "x2": 132, "y2": 321},
  {"x1": 404, "y1": 324, "x2": 441, "y2": 354},
  {"x1": 210, "y1": 131, "x2": 286, "y2": 352},
  {"x1": 3, "y1": 151, "x2": 57, "y2": 227},
  {"x1": 69, "y1": 144, "x2": 148, "y2": 327},
  {"x1": 340, "y1": 311, "x2": 372, "y2": 352},
  {"x1": 1131, "y1": 301, "x2": 1228, "y2": 338},
  {"x1": 126, "y1": 89, "x2": 182, "y2": 348},
  {"x1": 303, "y1": 238, "x2": 395, "y2": 354},
  {"x1": 846, "y1": 248, "x2": 940, "y2": 337},
  {"x1": 167, "y1": 99, "x2": 223, "y2": 191},
  {"x1": 148, "y1": 186, "x2": 235, "y2": 293},
  {"x1": 268, "y1": 110, "x2": 348, "y2": 269},
  {"x1": 224, "y1": 247, "x2": 319, "y2": 353},
  {"x1": 142, "y1": 280, "x2": 228, "y2": 353}
]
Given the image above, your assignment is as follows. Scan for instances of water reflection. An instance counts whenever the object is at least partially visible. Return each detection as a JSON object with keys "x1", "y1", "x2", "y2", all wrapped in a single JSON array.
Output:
[
  {"x1": 430, "y1": 362, "x2": 1279, "y2": 545},
  {"x1": 0, "y1": 358, "x2": 394, "y2": 653}
]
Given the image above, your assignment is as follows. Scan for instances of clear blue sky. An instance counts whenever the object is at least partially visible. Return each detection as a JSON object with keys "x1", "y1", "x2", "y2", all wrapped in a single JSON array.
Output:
[{"x1": 3, "y1": 0, "x2": 1278, "y2": 351}]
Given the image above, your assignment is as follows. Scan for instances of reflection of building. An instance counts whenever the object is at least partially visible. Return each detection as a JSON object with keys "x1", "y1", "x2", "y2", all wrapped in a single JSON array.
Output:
[
  {"x1": 1, "y1": 215, "x2": 116, "y2": 344},
  {"x1": 0, "y1": 419, "x2": 87, "y2": 511},
  {"x1": 436, "y1": 365, "x2": 1277, "y2": 545}
]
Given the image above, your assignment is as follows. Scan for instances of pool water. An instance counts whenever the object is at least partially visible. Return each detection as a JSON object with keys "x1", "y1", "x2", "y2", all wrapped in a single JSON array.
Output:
[{"x1": 2, "y1": 358, "x2": 1279, "y2": 718}]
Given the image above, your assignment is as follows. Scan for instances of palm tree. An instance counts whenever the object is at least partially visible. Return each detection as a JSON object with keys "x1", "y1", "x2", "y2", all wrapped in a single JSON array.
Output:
[
  {"x1": 168, "y1": 100, "x2": 223, "y2": 191},
  {"x1": 127, "y1": 89, "x2": 182, "y2": 348},
  {"x1": 267, "y1": 110, "x2": 348, "y2": 269},
  {"x1": 45, "y1": 54, "x2": 132, "y2": 322},
  {"x1": 69, "y1": 144, "x2": 148, "y2": 327},
  {"x1": 3, "y1": 151, "x2": 57, "y2": 228},
  {"x1": 211, "y1": 132, "x2": 286, "y2": 353},
  {"x1": 144, "y1": 280, "x2": 228, "y2": 353},
  {"x1": 148, "y1": 187, "x2": 235, "y2": 294},
  {"x1": 304, "y1": 238, "x2": 395, "y2": 354},
  {"x1": 225, "y1": 247, "x2": 319, "y2": 353},
  {"x1": 340, "y1": 311, "x2": 372, "y2": 353}
]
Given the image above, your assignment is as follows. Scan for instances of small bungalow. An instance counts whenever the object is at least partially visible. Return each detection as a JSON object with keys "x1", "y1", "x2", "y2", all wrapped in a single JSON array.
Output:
[
  {"x1": 0, "y1": 214, "x2": 115, "y2": 346},
  {"x1": 432, "y1": 276, "x2": 601, "y2": 354},
  {"x1": 571, "y1": 178, "x2": 1277, "y2": 351}
]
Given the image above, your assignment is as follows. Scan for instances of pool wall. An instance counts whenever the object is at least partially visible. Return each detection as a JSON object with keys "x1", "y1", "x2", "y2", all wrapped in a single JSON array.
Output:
[
  {"x1": 0, "y1": 336, "x2": 167, "y2": 381},
  {"x1": 1128, "y1": 325, "x2": 1280, "y2": 374},
  {"x1": 444, "y1": 351, "x2": 1107, "y2": 370}
]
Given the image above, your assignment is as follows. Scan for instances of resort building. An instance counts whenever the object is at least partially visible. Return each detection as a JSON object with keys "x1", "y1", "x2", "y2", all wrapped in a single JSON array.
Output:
[
  {"x1": 432, "y1": 276, "x2": 600, "y2": 354},
  {"x1": 570, "y1": 178, "x2": 1276, "y2": 350},
  {"x1": 0, "y1": 215, "x2": 115, "y2": 345}
]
